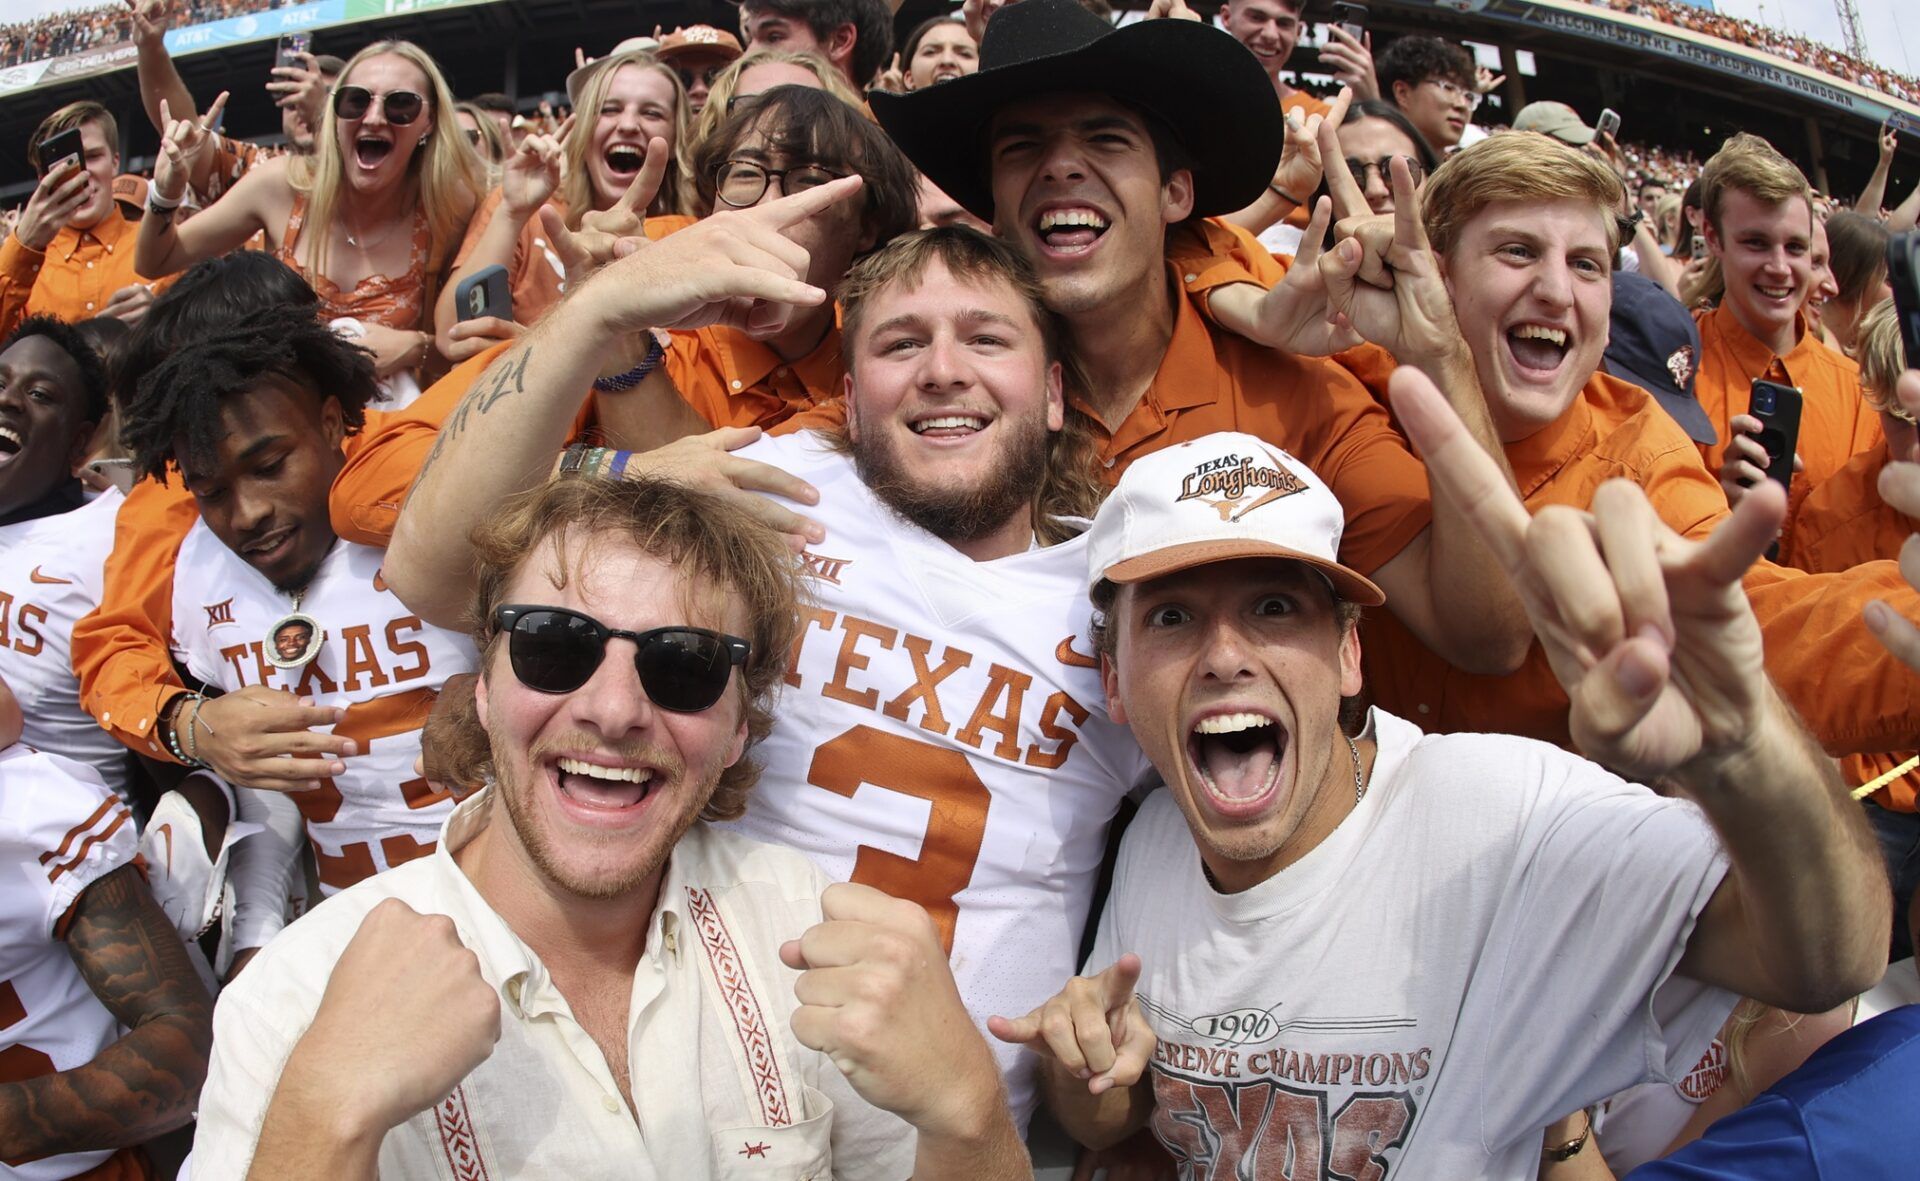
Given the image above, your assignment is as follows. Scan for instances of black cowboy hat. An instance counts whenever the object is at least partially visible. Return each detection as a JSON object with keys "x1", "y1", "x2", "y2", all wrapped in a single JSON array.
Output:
[{"x1": 870, "y1": 0, "x2": 1284, "y2": 222}]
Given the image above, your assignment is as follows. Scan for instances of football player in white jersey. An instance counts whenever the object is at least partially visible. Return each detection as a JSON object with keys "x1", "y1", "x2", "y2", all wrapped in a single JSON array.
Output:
[
  {"x1": 116, "y1": 302, "x2": 477, "y2": 956},
  {"x1": 384, "y1": 178, "x2": 1157, "y2": 1123},
  {"x1": 0, "y1": 689, "x2": 214, "y2": 1176},
  {"x1": 0, "y1": 317, "x2": 131, "y2": 798}
]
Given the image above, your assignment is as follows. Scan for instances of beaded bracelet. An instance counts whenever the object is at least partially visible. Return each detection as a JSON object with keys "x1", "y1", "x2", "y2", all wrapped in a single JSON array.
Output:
[
  {"x1": 592, "y1": 334, "x2": 667, "y2": 393},
  {"x1": 161, "y1": 691, "x2": 208, "y2": 768}
]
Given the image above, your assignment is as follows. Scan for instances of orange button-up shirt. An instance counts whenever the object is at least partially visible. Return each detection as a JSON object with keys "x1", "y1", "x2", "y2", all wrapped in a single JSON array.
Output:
[
  {"x1": 1361, "y1": 370, "x2": 1920, "y2": 757},
  {"x1": 1692, "y1": 304, "x2": 1882, "y2": 539},
  {"x1": 1780, "y1": 437, "x2": 1920, "y2": 809},
  {"x1": 664, "y1": 324, "x2": 844, "y2": 429},
  {"x1": 1080, "y1": 236, "x2": 1429, "y2": 576},
  {"x1": 0, "y1": 207, "x2": 166, "y2": 335}
]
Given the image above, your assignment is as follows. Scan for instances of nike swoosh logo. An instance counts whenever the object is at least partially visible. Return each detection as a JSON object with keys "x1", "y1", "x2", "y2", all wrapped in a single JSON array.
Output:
[
  {"x1": 29, "y1": 566, "x2": 72, "y2": 585},
  {"x1": 1056, "y1": 636, "x2": 1098, "y2": 669}
]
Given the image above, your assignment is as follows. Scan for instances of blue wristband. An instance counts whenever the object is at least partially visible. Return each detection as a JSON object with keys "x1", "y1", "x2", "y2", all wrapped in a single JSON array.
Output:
[{"x1": 592, "y1": 334, "x2": 667, "y2": 393}]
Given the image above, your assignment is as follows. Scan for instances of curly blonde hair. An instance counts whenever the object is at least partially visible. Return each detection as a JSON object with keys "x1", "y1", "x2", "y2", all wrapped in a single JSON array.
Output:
[{"x1": 290, "y1": 40, "x2": 486, "y2": 280}]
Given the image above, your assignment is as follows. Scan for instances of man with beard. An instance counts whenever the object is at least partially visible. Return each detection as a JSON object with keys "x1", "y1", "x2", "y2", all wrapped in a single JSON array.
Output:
[
  {"x1": 871, "y1": 0, "x2": 1530, "y2": 677},
  {"x1": 194, "y1": 476, "x2": 1023, "y2": 1178},
  {"x1": 383, "y1": 223, "x2": 1158, "y2": 1128}
]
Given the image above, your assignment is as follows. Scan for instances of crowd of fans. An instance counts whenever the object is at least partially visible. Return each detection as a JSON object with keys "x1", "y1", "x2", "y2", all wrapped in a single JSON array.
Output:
[
  {"x1": 6, "y1": 0, "x2": 1920, "y2": 1178},
  {"x1": 1581, "y1": 0, "x2": 1920, "y2": 103},
  {"x1": 0, "y1": 0, "x2": 279, "y2": 68}
]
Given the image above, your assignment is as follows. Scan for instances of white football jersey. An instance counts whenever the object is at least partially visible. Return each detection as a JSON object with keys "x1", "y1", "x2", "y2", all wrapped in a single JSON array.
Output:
[
  {"x1": 0, "y1": 489, "x2": 130, "y2": 799},
  {"x1": 725, "y1": 433, "x2": 1156, "y2": 1125},
  {"x1": 0, "y1": 743, "x2": 141, "y2": 1181},
  {"x1": 169, "y1": 525, "x2": 478, "y2": 895}
]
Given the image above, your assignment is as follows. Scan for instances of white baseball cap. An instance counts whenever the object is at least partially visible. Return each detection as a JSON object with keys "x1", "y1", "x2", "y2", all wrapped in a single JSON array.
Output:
[{"x1": 1087, "y1": 433, "x2": 1385, "y2": 606}]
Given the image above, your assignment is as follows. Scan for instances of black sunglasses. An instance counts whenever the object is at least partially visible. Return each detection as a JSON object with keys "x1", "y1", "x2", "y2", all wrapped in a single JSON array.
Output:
[
  {"x1": 495, "y1": 605, "x2": 750, "y2": 711},
  {"x1": 332, "y1": 84, "x2": 427, "y2": 126}
]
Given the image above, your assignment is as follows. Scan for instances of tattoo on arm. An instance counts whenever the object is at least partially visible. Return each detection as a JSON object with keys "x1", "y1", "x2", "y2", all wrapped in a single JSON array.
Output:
[
  {"x1": 0, "y1": 864, "x2": 214, "y2": 1160},
  {"x1": 414, "y1": 343, "x2": 534, "y2": 487}
]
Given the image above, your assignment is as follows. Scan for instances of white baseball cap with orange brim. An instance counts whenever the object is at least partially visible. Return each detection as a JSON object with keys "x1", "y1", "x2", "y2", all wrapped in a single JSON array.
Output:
[{"x1": 1086, "y1": 433, "x2": 1385, "y2": 607}]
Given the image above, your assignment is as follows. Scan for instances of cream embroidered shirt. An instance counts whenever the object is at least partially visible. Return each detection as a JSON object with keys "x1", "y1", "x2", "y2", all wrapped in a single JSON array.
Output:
[{"x1": 191, "y1": 788, "x2": 916, "y2": 1179}]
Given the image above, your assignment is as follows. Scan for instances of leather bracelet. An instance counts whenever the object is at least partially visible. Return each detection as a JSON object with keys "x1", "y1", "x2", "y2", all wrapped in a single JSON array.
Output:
[
  {"x1": 593, "y1": 333, "x2": 666, "y2": 393},
  {"x1": 1541, "y1": 1108, "x2": 1594, "y2": 1162}
]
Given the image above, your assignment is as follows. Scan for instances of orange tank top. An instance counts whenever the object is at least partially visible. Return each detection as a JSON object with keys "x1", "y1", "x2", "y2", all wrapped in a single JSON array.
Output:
[{"x1": 276, "y1": 192, "x2": 431, "y2": 330}]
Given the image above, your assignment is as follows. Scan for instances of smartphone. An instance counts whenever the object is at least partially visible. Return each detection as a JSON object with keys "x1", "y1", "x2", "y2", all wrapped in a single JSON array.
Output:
[
  {"x1": 1331, "y1": 1, "x2": 1368, "y2": 40},
  {"x1": 1748, "y1": 379, "x2": 1803, "y2": 495},
  {"x1": 86, "y1": 458, "x2": 135, "y2": 495},
  {"x1": 277, "y1": 31, "x2": 311, "y2": 69},
  {"x1": 455, "y1": 265, "x2": 512, "y2": 323},
  {"x1": 1596, "y1": 108, "x2": 1621, "y2": 140},
  {"x1": 37, "y1": 126, "x2": 83, "y2": 176},
  {"x1": 1889, "y1": 230, "x2": 1920, "y2": 372},
  {"x1": 1692, "y1": 232, "x2": 1707, "y2": 258}
]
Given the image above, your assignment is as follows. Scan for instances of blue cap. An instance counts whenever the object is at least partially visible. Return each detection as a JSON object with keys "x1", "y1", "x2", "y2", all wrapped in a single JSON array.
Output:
[{"x1": 1604, "y1": 271, "x2": 1718, "y2": 446}]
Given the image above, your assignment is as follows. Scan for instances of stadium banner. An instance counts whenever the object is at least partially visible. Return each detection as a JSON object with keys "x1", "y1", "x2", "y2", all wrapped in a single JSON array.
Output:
[
  {"x1": 344, "y1": 0, "x2": 494, "y2": 18},
  {"x1": 160, "y1": 0, "x2": 347, "y2": 56},
  {"x1": 5, "y1": 0, "x2": 346, "y2": 93},
  {"x1": 1426, "y1": 0, "x2": 1919, "y2": 124},
  {"x1": 0, "y1": 59, "x2": 52, "y2": 96}
]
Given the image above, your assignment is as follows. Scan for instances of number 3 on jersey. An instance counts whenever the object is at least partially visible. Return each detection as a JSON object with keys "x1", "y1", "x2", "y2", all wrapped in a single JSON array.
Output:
[{"x1": 807, "y1": 725, "x2": 990, "y2": 953}]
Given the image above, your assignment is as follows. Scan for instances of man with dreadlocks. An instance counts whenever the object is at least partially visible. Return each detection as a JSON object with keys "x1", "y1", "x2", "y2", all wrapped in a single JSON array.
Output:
[{"x1": 119, "y1": 302, "x2": 477, "y2": 964}]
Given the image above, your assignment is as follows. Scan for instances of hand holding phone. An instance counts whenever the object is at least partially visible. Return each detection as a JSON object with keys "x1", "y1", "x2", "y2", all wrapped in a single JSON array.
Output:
[
  {"x1": 454, "y1": 265, "x2": 513, "y2": 324},
  {"x1": 36, "y1": 127, "x2": 84, "y2": 176},
  {"x1": 1596, "y1": 108, "x2": 1621, "y2": 140},
  {"x1": 277, "y1": 31, "x2": 312, "y2": 69},
  {"x1": 1331, "y1": 1, "x2": 1368, "y2": 40}
]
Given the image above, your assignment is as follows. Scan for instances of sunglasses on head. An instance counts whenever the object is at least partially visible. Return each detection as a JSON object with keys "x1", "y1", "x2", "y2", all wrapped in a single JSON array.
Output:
[
  {"x1": 332, "y1": 84, "x2": 427, "y2": 125},
  {"x1": 494, "y1": 605, "x2": 751, "y2": 711}
]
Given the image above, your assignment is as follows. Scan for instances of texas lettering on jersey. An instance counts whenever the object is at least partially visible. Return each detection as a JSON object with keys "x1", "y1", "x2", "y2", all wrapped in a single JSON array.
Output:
[
  {"x1": 171, "y1": 527, "x2": 477, "y2": 892},
  {"x1": 1144, "y1": 992, "x2": 1432, "y2": 1181}
]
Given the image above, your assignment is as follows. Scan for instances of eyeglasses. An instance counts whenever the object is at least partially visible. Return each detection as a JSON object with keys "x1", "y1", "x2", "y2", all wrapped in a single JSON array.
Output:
[
  {"x1": 494, "y1": 605, "x2": 750, "y2": 710},
  {"x1": 714, "y1": 158, "x2": 848, "y2": 208},
  {"x1": 332, "y1": 85, "x2": 427, "y2": 126},
  {"x1": 1420, "y1": 77, "x2": 1471, "y2": 102},
  {"x1": 1345, "y1": 155, "x2": 1426, "y2": 186},
  {"x1": 676, "y1": 65, "x2": 724, "y2": 91}
]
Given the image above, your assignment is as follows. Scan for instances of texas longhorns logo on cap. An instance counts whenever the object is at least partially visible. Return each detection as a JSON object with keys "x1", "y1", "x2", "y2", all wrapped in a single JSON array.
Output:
[
  {"x1": 1666, "y1": 344, "x2": 1696, "y2": 392},
  {"x1": 1175, "y1": 448, "x2": 1308, "y2": 523}
]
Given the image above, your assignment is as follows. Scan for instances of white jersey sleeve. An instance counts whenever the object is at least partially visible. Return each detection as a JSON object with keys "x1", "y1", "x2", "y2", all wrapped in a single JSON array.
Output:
[
  {"x1": 0, "y1": 743, "x2": 141, "y2": 1181},
  {"x1": 170, "y1": 526, "x2": 479, "y2": 894},
  {"x1": 721, "y1": 432, "x2": 1156, "y2": 1127},
  {"x1": 0, "y1": 489, "x2": 130, "y2": 799}
]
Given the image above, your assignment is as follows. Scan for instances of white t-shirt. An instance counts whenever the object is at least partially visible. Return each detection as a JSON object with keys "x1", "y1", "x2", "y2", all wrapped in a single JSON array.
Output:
[
  {"x1": 169, "y1": 525, "x2": 476, "y2": 894},
  {"x1": 1090, "y1": 709, "x2": 1735, "y2": 1179},
  {"x1": 0, "y1": 743, "x2": 141, "y2": 1181},
  {"x1": 0, "y1": 488, "x2": 129, "y2": 798},
  {"x1": 193, "y1": 791, "x2": 915, "y2": 1180},
  {"x1": 723, "y1": 431, "x2": 1156, "y2": 1126}
]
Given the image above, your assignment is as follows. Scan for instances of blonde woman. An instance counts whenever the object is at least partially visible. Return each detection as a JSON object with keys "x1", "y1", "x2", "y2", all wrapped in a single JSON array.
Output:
[
  {"x1": 136, "y1": 41, "x2": 484, "y2": 383},
  {"x1": 436, "y1": 49, "x2": 689, "y2": 361},
  {"x1": 455, "y1": 100, "x2": 509, "y2": 166}
]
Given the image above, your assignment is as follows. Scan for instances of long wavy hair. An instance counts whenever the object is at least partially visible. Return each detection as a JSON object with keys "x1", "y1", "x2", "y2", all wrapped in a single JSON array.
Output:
[
  {"x1": 558, "y1": 50, "x2": 691, "y2": 223},
  {"x1": 289, "y1": 40, "x2": 485, "y2": 282}
]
